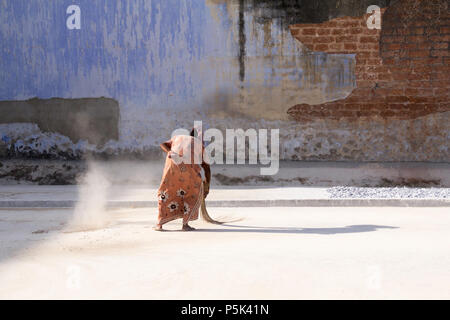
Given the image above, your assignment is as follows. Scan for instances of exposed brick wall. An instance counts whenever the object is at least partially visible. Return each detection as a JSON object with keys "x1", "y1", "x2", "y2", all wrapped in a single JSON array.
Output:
[{"x1": 287, "y1": 0, "x2": 449, "y2": 122}]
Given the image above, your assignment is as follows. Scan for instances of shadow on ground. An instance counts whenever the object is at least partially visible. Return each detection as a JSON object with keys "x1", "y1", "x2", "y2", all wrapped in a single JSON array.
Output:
[
  {"x1": 195, "y1": 224, "x2": 398, "y2": 234},
  {"x1": 0, "y1": 208, "x2": 72, "y2": 264}
]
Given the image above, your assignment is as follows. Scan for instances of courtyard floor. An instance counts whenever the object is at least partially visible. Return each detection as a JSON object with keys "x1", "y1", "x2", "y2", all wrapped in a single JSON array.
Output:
[{"x1": 0, "y1": 205, "x2": 449, "y2": 299}]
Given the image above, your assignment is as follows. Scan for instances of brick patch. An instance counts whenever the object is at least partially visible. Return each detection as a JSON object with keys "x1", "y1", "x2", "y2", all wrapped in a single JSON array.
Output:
[{"x1": 287, "y1": 0, "x2": 449, "y2": 122}]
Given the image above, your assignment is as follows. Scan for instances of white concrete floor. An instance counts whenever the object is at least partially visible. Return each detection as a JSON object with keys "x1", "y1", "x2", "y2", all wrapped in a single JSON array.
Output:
[{"x1": 0, "y1": 206, "x2": 449, "y2": 299}]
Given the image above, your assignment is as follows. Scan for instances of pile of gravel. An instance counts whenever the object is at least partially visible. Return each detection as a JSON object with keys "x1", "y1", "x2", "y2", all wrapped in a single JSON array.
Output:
[{"x1": 327, "y1": 186, "x2": 450, "y2": 199}]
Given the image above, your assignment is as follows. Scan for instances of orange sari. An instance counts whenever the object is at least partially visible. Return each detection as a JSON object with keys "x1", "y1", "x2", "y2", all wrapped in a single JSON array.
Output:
[{"x1": 157, "y1": 135, "x2": 205, "y2": 226}]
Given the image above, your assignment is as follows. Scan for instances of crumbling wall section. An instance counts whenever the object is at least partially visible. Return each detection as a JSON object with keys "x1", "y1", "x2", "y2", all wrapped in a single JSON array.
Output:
[{"x1": 286, "y1": 0, "x2": 449, "y2": 161}]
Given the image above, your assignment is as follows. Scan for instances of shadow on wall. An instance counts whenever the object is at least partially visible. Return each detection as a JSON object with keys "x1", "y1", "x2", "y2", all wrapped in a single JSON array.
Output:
[
  {"x1": 0, "y1": 97, "x2": 120, "y2": 146},
  {"x1": 234, "y1": 0, "x2": 392, "y2": 27}
]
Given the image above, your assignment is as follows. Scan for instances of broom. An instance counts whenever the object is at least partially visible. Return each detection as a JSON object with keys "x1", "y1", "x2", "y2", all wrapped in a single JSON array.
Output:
[{"x1": 200, "y1": 181, "x2": 224, "y2": 225}]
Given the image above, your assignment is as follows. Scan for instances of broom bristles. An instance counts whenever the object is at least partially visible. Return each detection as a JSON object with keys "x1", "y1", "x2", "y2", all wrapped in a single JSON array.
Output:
[{"x1": 200, "y1": 182, "x2": 224, "y2": 225}]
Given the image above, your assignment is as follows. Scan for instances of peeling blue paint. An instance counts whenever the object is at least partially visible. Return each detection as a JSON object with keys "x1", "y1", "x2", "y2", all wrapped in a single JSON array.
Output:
[
  {"x1": 1, "y1": 0, "x2": 356, "y2": 147},
  {"x1": 0, "y1": 0, "x2": 208, "y2": 102}
]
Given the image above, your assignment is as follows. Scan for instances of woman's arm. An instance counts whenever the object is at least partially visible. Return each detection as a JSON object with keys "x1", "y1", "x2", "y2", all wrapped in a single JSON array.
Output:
[
  {"x1": 160, "y1": 141, "x2": 172, "y2": 153},
  {"x1": 201, "y1": 162, "x2": 211, "y2": 197}
]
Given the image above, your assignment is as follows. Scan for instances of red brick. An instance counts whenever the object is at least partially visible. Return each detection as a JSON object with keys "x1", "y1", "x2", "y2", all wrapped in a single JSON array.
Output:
[
  {"x1": 317, "y1": 29, "x2": 331, "y2": 35},
  {"x1": 394, "y1": 28, "x2": 410, "y2": 36},
  {"x1": 431, "y1": 35, "x2": 450, "y2": 42},
  {"x1": 412, "y1": 66, "x2": 434, "y2": 74},
  {"x1": 410, "y1": 50, "x2": 431, "y2": 58},
  {"x1": 313, "y1": 44, "x2": 329, "y2": 51},
  {"x1": 378, "y1": 73, "x2": 393, "y2": 81},
  {"x1": 411, "y1": 57, "x2": 443, "y2": 65},
  {"x1": 433, "y1": 42, "x2": 449, "y2": 49},
  {"x1": 424, "y1": 27, "x2": 440, "y2": 35},
  {"x1": 411, "y1": 28, "x2": 425, "y2": 35},
  {"x1": 356, "y1": 80, "x2": 376, "y2": 88},
  {"x1": 290, "y1": 28, "x2": 300, "y2": 36},
  {"x1": 432, "y1": 71, "x2": 450, "y2": 80},
  {"x1": 328, "y1": 43, "x2": 344, "y2": 51},
  {"x1": 408, "y1": 39, "x2": 426, "y2": 50},
  {"x1": 326, "y1": 21, "x2": 338, "y2": 28},
  {"x1": 344, "y1": 43, "x2": 357, "y2": 51},
  {"x1": 314, "y1": 36, "x2": 336, "y2": 44},
  {"x1": 411, "y1": 20, "x2": 429, "y2": 27},
  {"x1": 339, "y1": 21, "x2": 361, "y2": 28},
  {"x1": 440, "y1": 26, "x2": 450, "y2": 34},
  {"x1": 364, "y1": 73, "x2": 379, "y2": 81},
  {"x1": 385, "y1": 43, "x2": 402, "y2": 50},
  {"x1": 362, "y1": 28, "x2": 380, "y2": 36},
  {"x1": 287, "y1": 0, "x2": 448, "y2": 123},
  {"x1": 408, "y1": 96, "x2": 434, "y2": 103},
  {"x1": 400, "y1": 43, "x2": 418, "y2": 50},
  {"x1": 381, "y1": 36, "x2": 402, "y2": 43},
  {"x1": 386, "y1": 96, "x2": 409, "y2": 103},
  {"x1": 357, "y1": 43, "x2": 378, "y2": 51},
  {"x1": 382, "y1": 58, "x2": 397, "y2": 65},
  {"x1": 302, "y1": 28, "x2": 317, "y2": 35},
  {"x1": 349, "y1": 28, "x2": 364, "y2": 35},
  {"x1": 294, "y1": 36, "x2": 315, "y2": 45},
  {"x1": 434, "y1": 88, "x2": 450, "y2": 96},
  {"x1": 388, "y1": 64, "x2": 411, "y2": 73},
  {"x1": 431, "y1": 50, "x2": 450, "y2": 57},
  {"x1": 331, "y1": 29, "x2": 345, "y2": 35},
  {"x1": 408, "y1": 80, "x2": 433, "y2": 88},
  {"x1": 408, "y1": 73, "x2": 432, "y2": 80},
  {"x1": 407, "y1": 35, "x2": 428, "y2": 43},
  {"x1": 381, "y1": 50, "x2": 397, "y2": 58},
  {"x1": 380, "y1": 110, "x2": 399, "y2": 117},
  {"x1": 391, "y1": 72, "x2": 410, "y2": 81},
  {"x1": 406, "y1": 88, "x2": 434, "y2": 97},
  {"x1": 336, "y1": 35, "x2": 358, "y2": 42},
  {"x1": 360, "y1": 36, "x2": 378, "y2": 43}
]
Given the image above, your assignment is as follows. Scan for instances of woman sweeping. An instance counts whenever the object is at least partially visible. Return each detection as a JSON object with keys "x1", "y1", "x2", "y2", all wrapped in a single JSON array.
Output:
[{"x1": 154, "y1": 129, "x2": 212, "y2": 231}]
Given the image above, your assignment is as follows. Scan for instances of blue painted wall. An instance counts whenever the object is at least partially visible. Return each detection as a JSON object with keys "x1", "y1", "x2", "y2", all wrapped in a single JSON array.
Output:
[
  {"x1": 0, "y1": 0, "x2": 355, "y2": 151},
  {"x1": 1, "y1": 0, "x2": 211, "y2": 104}
]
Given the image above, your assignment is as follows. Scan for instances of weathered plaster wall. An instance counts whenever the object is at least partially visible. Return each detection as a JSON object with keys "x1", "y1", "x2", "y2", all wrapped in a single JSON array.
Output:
[
  {"x1": 289, "y1": 0, "x2": 449, "y2": 121},
  {"x1": 0, "y1": 98, "x2": 119, "y2": 146},
  {"x1": 0, "y1": 0, "x2": 447, "y2": 162},
  {"x1": 288, "y1": 0, "x2": 449, "y2": 161}
]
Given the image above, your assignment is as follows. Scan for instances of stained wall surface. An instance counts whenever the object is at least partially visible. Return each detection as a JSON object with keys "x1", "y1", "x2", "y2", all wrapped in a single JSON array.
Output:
[{"x1": 0, "y1": 0, "x2": 447, "y2": 161}]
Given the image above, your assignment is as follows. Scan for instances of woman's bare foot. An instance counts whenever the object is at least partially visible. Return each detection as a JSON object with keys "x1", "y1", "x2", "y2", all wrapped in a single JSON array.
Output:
[
  {"x1": 153, "y1": 224, "x2": 164, "y2": 231},
  {"x1": 182, "y1": 224, "x2": 196, "y2": 231}
]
